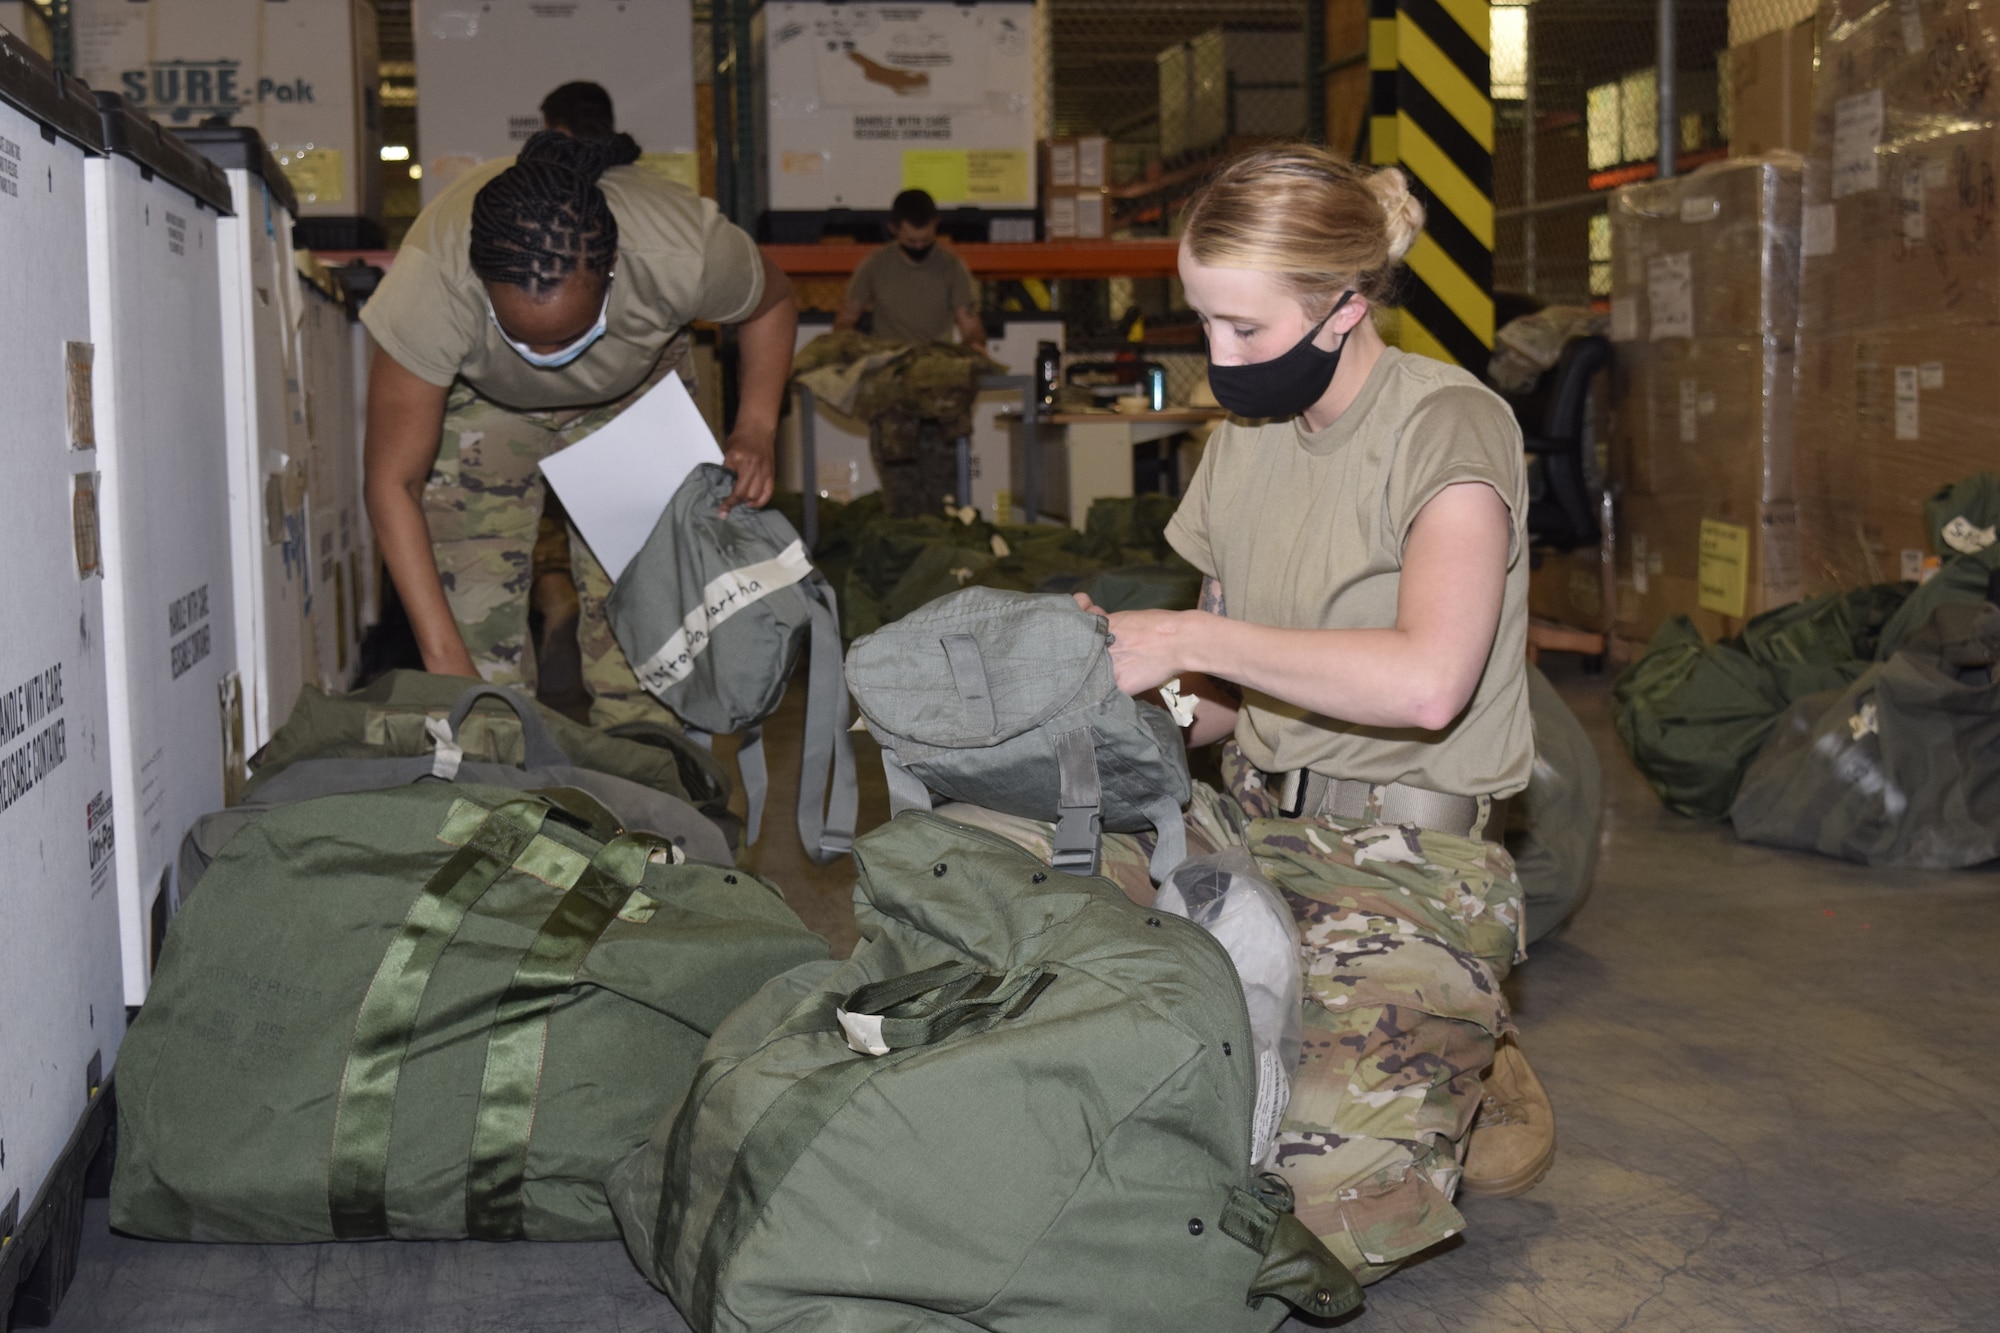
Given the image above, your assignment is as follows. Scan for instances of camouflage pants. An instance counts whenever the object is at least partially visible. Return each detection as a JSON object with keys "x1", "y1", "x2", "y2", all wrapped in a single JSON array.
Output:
[
  {"x1": 869, "y1": 411, "x2": 968, "y2": 520},
  {"x1": 937, "y1": 742, "x2": 1526, "y2": 1288},
  {"x1": 424, "y1": 343, "x2": 689, "y2": 730}
]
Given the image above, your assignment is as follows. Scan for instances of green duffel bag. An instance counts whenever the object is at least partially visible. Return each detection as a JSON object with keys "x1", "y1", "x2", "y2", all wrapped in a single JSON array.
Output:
[
  {"x1": 606, "y1": 811, "x2": 1361, "y2": 1331},
  {"x1": 1732, "y1": 590, "x2": 2000, "y2": 868},
  {"x1": 1505, "y1": 663, "x2": 1601, "y2": 946},
  {"x1": 113, "y1": 785, "x2": 829, "y2": 1243},
  {"x1": 249, "y1": 669, "x2": 737, "y2": 842}
]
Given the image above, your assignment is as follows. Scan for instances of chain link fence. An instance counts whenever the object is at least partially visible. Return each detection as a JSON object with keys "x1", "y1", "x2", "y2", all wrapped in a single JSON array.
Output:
[{"x1": 1495, "y1": 0, "x2": 1733, "y2": 308}]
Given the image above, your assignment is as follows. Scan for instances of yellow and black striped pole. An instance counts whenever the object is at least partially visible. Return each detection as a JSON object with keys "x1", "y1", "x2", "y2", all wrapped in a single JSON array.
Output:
[{"x1": 1368, "y1": 0, "x2": 1494, "y2": 370}]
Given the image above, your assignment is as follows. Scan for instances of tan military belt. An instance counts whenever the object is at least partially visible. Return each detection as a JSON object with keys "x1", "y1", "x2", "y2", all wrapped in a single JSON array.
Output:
[{"x1": 1275, "y1": 770, "x2": 1505, "y2": 842}]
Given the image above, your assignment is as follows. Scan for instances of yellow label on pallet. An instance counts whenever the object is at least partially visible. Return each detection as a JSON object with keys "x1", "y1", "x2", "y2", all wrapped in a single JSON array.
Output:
[
  {"x1": 902, "y1": 150, "x2": 969, "y2": 202},
  {"x1": 1698, "y1": 519, "x2": 1751, "y2": 619}
]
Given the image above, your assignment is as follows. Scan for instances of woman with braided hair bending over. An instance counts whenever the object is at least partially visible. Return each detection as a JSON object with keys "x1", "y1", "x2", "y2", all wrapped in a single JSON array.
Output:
[
  {"x1": 361, "y1": 130, "x2": 797, "y2": 727},
  {"x1": 1076, "y1": 145, "x2": 1554, "y2": 1285}
]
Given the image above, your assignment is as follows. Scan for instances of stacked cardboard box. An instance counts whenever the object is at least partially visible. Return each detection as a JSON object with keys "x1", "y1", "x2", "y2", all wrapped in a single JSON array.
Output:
[
  {"x1": 1793, "y1": 0, "x2": 2000, "y2": 589},
  {"x1": 1728, "y1": 19, "x2": 1814, "y2": 156},
  {"x1": 1043, "y1": 136, "x2": 1110, "y2": 239},
  {"x1": 1609, "y1": 154, "x2": 1804, "y2": 642}
]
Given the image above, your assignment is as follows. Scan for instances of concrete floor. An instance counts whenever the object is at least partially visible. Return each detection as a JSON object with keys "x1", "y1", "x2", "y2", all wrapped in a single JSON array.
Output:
[{"x1": 43, "y1": 659, "x2": 2000, "y2": 1332}]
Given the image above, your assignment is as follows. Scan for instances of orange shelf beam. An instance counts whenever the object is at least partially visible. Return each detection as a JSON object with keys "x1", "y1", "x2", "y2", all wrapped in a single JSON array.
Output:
[
  {"x1": 315, "y1": 239, "x2": 1183, "y2": 281},
  {"x1": 761, "y1": 239, "x2": 1181, "y2": 279}
]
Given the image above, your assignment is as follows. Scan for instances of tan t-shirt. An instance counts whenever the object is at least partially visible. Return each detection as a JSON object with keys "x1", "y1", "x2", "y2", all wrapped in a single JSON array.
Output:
[
  {"x1": 1165, "y1": 347, "x2": 1533, "y2": 798},
  {"x1": 360, "y1": 159, "x2": 766, "y2": 411},
  {"x1": 845, "y1": 243, "x2": 974, "y2": 345}
]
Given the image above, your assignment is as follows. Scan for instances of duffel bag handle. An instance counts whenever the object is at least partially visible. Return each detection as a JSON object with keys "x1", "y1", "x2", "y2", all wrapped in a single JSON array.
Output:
[
  {"x1": 1220, "y1": 1171, "x2": 1362, "y2": 1321},
  {"x1": 432, "y1": 685, "x2": 571, "y2": 777},
  {"x1": 834, "y1": 961, "x2": 1056, "y2": 1056}
]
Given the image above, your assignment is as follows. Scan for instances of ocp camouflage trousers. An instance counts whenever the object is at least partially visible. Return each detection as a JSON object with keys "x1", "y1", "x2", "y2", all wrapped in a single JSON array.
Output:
[
  {"x1": 935, "y1": 741, "x2": 1525, "y2": 1288},
  {"x1": 868, "y1": 411, "x2": 969, "y2": 519},
  {"x1": 424, "y1": 344, "x2": 688, "y2": 730}
]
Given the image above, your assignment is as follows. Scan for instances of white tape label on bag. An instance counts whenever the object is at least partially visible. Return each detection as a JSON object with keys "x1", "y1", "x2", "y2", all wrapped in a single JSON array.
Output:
[
  {"x1": 837, "y1": 1007, "x2": 891, "y2": 1057},
  {"x1": 634, "y1": 540, "x2": 814, "y2": 692}
]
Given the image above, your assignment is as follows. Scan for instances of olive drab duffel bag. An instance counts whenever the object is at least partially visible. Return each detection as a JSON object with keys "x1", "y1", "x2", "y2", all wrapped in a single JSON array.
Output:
[
  {"x1": 112, "y1": 784, "x2": 829, "y2": 1243},
  {"x1": 845, "y1": 586, "x2": 1191, "y2": 882},
  {"x1": 605, "y1": 811, "x2": 1361, "y2": 1331},
  {"x1": 606, "y1": 463, "x2": 856, "y2": 862},
  {"x1": 249, "y1": 668, "x2": 738, "y2": 843},
  {"x1": 1731, "y1": 582, "x2": 2000, "y2": 868},
  {"x1": 179, "y1": 684, "x2": 735, "y2": 895}
]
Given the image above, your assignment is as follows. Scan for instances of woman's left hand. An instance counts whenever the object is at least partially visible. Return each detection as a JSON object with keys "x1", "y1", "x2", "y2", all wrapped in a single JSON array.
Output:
[{"x1": 1102, "y1": 608, "x2": 1194, "y2": 696}]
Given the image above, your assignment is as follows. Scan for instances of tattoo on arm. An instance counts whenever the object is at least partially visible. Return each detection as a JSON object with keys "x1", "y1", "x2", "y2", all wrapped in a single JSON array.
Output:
[{"x1": 1199, "y1": 577, "x2": 1226, "y2": 616}]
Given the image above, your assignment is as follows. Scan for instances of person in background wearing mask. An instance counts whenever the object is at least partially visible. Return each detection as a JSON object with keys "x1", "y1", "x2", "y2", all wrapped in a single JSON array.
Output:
[
  {"x1": 1075, "y1": 146, "x2": 1554, "y2": 1286},
  {"x1": 833, "y1": 188, "x2": 988, "y2": 516},
  {"x1": 362, "y1": 130, "x2": 796, "y2": 729},
  {"x1": 541, "y1": 80, "x2": 616, "y2": 138}
]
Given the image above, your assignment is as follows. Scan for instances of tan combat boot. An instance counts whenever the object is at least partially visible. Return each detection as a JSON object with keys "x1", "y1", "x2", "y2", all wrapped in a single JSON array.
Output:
[{"x1": 1460, "y1": 1034, "x2": 1556, "y2": 1197}]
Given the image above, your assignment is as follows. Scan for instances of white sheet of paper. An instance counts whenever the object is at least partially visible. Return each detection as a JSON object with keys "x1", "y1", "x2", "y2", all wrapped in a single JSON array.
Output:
[{"x1": 539, "y1": 372, "x2": 723, "y2": 581}]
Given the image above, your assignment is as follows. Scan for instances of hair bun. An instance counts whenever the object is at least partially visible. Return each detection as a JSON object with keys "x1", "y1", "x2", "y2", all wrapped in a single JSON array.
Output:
[
  {"x1": 516, "y1": 128, "x2": 642, "y2": 182},
  {"x1": 1367, "y1": 166, "x2": 1425, "y2": 264}
]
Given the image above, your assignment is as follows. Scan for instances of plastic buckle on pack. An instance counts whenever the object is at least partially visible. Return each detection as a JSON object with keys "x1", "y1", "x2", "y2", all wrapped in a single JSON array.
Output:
[{"x1": 1050, "y1": 804, "x2": 1103, "y2": 876}]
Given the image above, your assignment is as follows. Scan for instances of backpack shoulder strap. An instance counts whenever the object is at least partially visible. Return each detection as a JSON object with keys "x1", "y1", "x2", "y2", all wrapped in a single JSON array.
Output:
[{"x1": 794, "y1": 572, "x2": 858, "y2": 863}]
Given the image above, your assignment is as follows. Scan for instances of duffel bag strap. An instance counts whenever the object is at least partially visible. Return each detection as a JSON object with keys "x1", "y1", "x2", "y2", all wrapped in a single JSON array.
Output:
[
  {"x1": 464, "y1": 830, "x2": 660, "y2": 1239},
  {"x1": 794, "y1": 572, "x2": 858, "y2": 864},
  {"x1": 429, "y1": 684, "x2": 571, "y2": 778},
  {"x1": 326, "y1": 796, "x2": 554, "y2": 1239},
  {"x1": 835, "y1": 962, "x2": 1056, "y2": 1055},
  {"x1": 1219, "y1": 1172, "x2": 1362, "y2": 1321},
  {"x1": 679, "y1": 959, "x2": 1059, "y2": 1328}
]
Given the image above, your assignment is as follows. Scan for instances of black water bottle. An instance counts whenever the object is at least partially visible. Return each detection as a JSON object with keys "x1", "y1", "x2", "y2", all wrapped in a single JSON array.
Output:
[{"x1": 1036, "y1": 341, "x2": 1060, "y2": 411}]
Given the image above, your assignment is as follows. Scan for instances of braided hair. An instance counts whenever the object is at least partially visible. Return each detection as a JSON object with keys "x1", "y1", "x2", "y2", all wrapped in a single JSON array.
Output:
[{"x1": 469, "y1": 129, "x2": 642, "y2": 297}]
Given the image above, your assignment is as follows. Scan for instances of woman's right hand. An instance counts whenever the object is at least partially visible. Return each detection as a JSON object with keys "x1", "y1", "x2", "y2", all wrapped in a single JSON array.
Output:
[{"x1": 422, "y1": 639, "x2": 483, "y2": 680}]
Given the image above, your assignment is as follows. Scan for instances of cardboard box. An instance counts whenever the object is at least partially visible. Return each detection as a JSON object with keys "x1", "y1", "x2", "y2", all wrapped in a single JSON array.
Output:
[
  {"x1": 1798, "y1": 0, "x2": 2000, "y2": 333},
  {"x1": 415, "y1": 0, "x2": 699, "y2": 206},
  {"x1": 1728, "y1": 20, "x2": 1813, "y2": 157},
  {"x1": 1610, "y1": 154, "x2": 1801, "y2": 344},
  {"x1": 1529, "y1": 545, "x2": 1615, "y2": 632},
  {"x1": 70, "y1": 0, "x2": 381, "y2": 231},
  {"x1": 1044, "y1": 187, "x2": 1108, "y2": 240},
  {"x1": 1610, "y1": 336, "x2": 1795, "y2": 503},
  {"x1": 1041, "y1": 135, "x2": 1108, "y2": 190},
  {"x1": 1616, "y1": 493, "x2": 1803, "y2": 642},
  {"x1": 1793, "y1": 322, "x2": 2000, "y2": 590}
]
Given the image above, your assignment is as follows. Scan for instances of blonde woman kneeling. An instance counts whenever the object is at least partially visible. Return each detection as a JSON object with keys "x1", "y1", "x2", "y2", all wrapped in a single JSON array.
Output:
[{"x1": 1079, "y1": 146, "x2": 1555, "y2": 1284}]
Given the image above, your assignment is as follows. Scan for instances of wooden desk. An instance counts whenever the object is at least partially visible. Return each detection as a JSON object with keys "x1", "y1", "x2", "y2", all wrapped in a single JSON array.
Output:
[{"x1": 998, "y1": 409, "x2": 1225, "y2": 528}]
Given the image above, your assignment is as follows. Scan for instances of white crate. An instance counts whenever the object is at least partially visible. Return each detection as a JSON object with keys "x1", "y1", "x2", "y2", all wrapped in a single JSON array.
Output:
[
  {"x1": 84, "y1": 96, "x2": 238, "y2": 1002},
  {"x1": 70, "y1": 0, "x2": 382, "y2": 227},
  {"x1": 414, "y1": 0, "x2": 700, "y2": 205},
  {"x1": 296, "y1": 267, "x2": 362, "y2": 693},
  {"x1": 182, "y1": 127, "x2": 309, "y2": 752},
  {"x1": 756, "y1": 0, "x2": 1037, "y2": 217},
  {"x1": 0, "y1": 36, "x2": 125, "y2": 1237},
  {"x1": 350, "y1": 320, "x2": 380, "y2": 631}
]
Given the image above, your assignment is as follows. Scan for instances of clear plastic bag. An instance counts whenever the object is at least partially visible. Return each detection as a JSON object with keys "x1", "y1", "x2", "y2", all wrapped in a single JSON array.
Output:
[{"x1": 1154, "y1": 850, "x2": 1303, "y2": 1166}]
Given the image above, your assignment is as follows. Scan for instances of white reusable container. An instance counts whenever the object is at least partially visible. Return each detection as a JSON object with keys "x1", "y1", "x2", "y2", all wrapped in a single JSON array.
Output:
[
  {"x1": 179, "y1": 125, "x2": 310, "y2": 752},
  {"x1": 754, "y1": 0, "x2": 1037, "y2": 240},
  {"x1": 69, "y1": 0, "x2": 384, "y2": 245},
  {"x1": 83, "y1": 92, "x2": 238, "y2": 1001},
  {"x1": 0, "y1": 31, "x2": 125, "y2": 1248},
  {"x1": 414, "y1": 0, "x2": 700, "y2": 204}
]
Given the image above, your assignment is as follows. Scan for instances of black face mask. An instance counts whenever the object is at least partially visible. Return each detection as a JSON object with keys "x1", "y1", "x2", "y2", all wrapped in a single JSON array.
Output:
[
  {"x1": 899, "y1": 242, "x2": 935, "y2": 262},
  {"x1": 1204, "y1": 291, "x2": 1355, "y2": 419}
]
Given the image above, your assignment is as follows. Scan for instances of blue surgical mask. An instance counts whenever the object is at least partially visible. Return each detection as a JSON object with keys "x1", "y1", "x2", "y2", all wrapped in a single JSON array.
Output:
[{"x1": 488, "y1": 278, "x2": 612, "y2": 369}]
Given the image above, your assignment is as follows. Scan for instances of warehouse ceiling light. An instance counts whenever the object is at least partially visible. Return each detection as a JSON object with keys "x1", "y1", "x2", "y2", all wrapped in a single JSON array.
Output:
[{"x1": 381, "y1": 145, "x2": 411, "y2": 162}]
